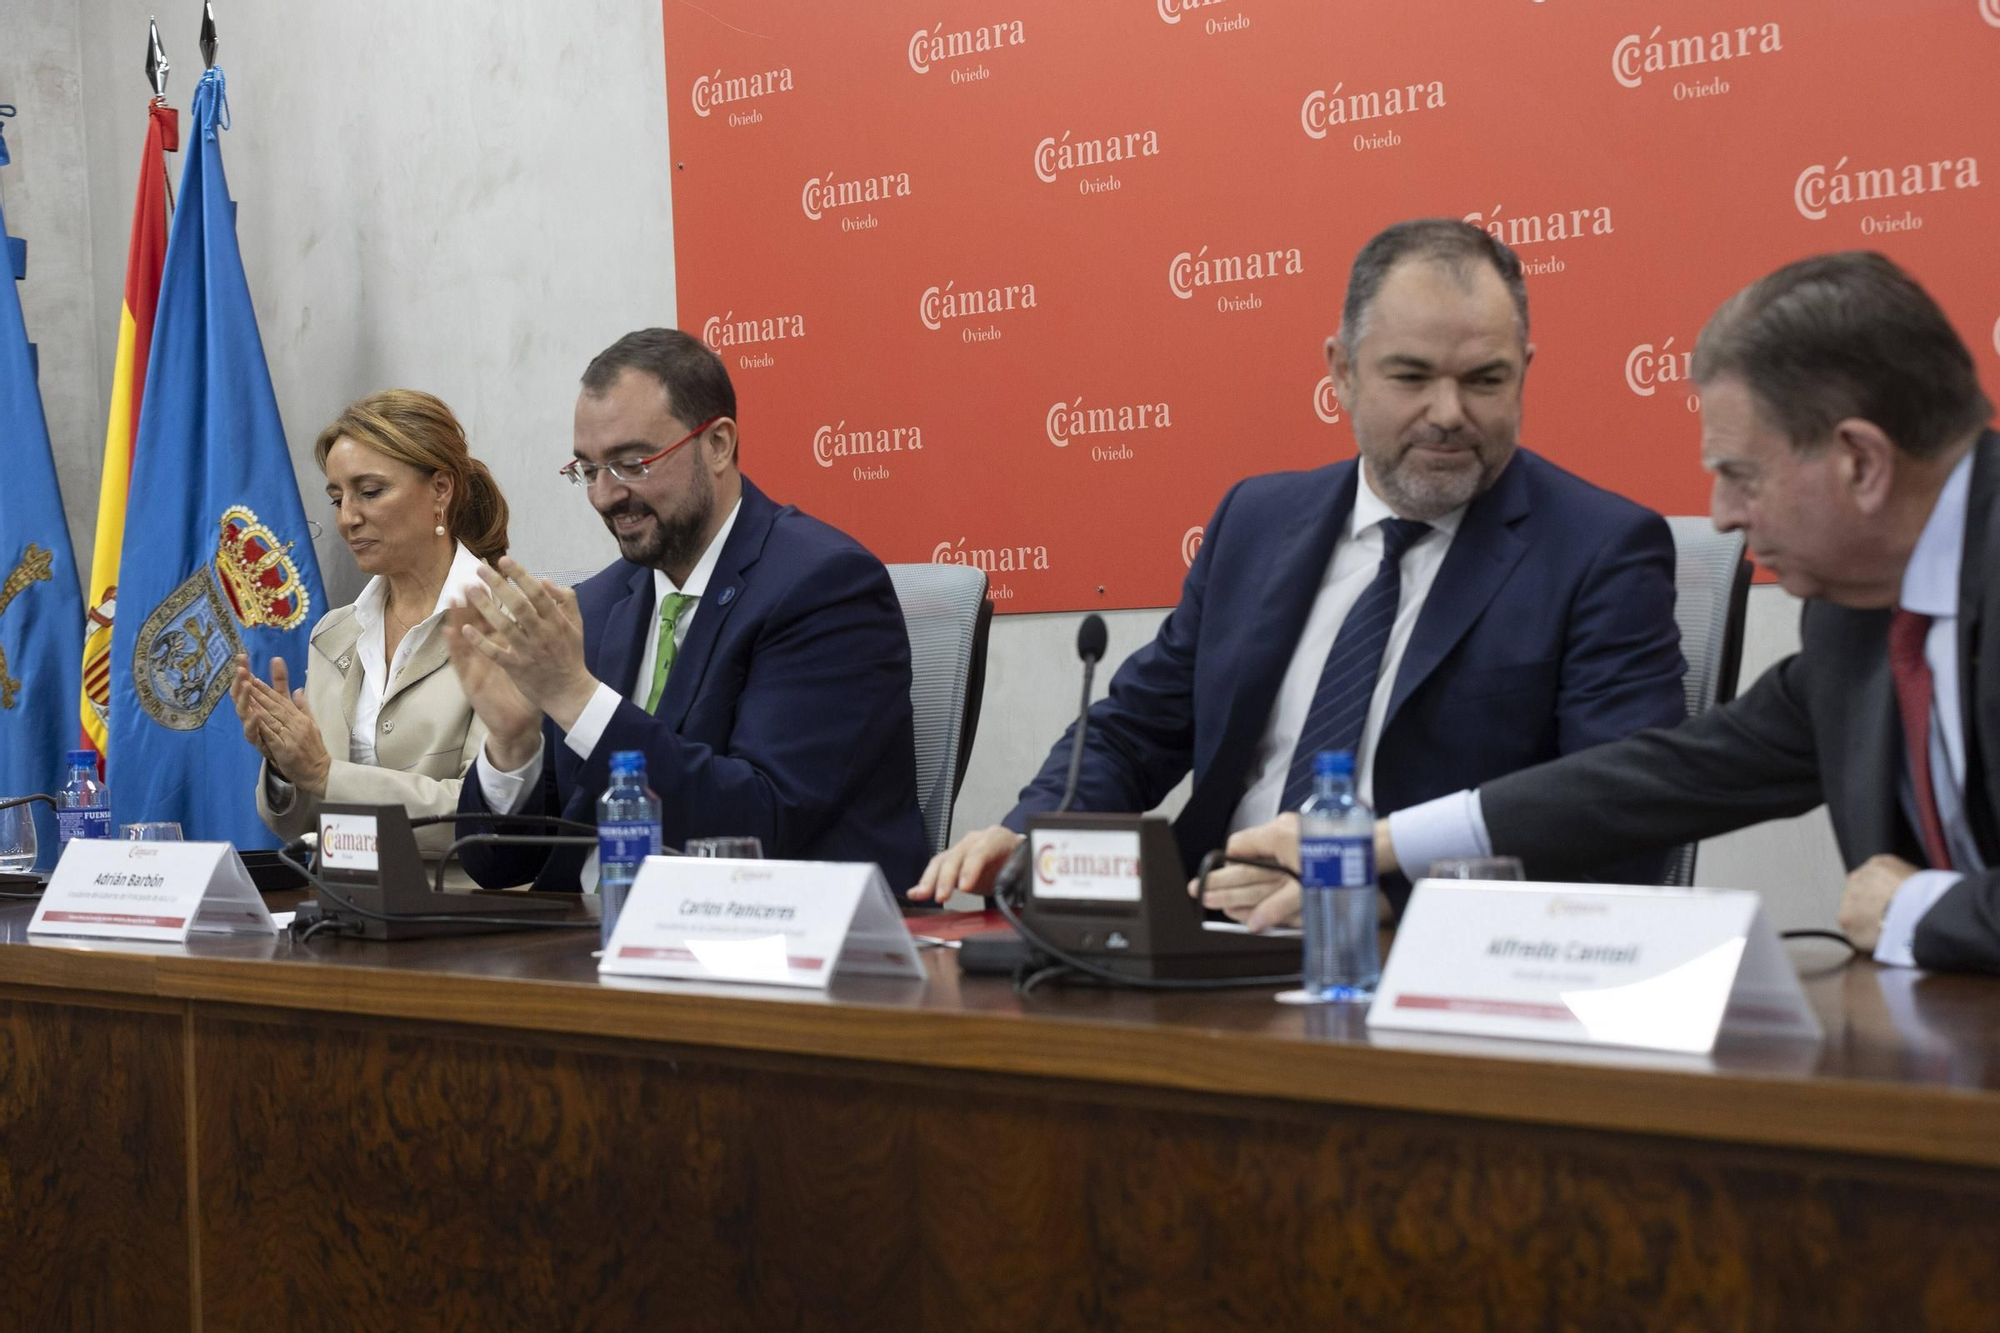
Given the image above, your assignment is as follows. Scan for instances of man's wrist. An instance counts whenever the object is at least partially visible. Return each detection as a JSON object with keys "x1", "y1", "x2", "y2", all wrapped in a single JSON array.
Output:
[
  {"x1": 487, "y1": 730, "x2": 541, "y2": 772},
  {"x1": 544, "y1": 673, "x2": 600, "y2": 734}
]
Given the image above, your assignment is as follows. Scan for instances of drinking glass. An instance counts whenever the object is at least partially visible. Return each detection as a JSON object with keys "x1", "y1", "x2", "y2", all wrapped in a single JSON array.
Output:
[
  {"x1": 0, "y1": 803, "x2": 36, "y2": 874},
  {"x1": 1427, "y1": 856, "x2": 1526, "y2": 881},
  {"x1": 121, "y1": 822, "x2": 184, "y2": 841},
  {"x1": 684, "y1": 837, "x2": 764, "y2": 859}
]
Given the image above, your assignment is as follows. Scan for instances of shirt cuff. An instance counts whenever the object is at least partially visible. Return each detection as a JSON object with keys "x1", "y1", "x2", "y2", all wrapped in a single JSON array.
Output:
[
  {"x1": 1386, "y1": 790, "x2": 1490, "y2": 879},
  {"x1": 1873, "y1": 869, "x2": 1961, "y2": 969},
  {"x1": 564, "y1": 682, "x2": 625, "y2": 762},
  {"x1": 478, "y1": 736, "x2": 545, "y2": 815}
]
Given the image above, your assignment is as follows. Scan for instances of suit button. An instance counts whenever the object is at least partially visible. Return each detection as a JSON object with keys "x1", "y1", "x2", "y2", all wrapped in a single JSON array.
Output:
[{"x1": 381, "y1": 720, "x2": 394, "y2": 733}]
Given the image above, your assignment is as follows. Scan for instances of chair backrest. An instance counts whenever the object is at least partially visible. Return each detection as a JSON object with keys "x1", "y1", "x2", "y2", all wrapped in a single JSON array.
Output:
[
  {"x1": 1662, "y1": 517, "x2": 1753, "y2": 885},
  {"x1": 885, "y1": 563, "x2": 993, "y2": 856}
]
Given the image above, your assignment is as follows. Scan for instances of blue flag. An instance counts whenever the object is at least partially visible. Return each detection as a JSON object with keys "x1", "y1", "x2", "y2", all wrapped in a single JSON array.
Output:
[
  {"x1": 0, "y1": 119, "x2": 89, "y2": 867},
  {"x1": 107, "y1": 69, "x2": 325, "y2": 846}
]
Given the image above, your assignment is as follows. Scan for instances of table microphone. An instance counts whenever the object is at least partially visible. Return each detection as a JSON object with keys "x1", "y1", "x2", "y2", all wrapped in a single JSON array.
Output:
[{"x1": 995, "y1": 614, "x2": 1107, "y2": 901}]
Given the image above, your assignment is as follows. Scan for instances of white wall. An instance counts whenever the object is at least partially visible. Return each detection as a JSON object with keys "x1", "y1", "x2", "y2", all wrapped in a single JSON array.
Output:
[
  {"x1": 1, "y1": 0, "x2": 102, "y2": 558},
  {"x1": 8, "y1": 1, "x2": 1846, "y2": 931}
]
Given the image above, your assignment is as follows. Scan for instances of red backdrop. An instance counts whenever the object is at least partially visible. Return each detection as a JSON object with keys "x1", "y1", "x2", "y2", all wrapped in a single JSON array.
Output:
[{"x1": 662, "y1": 0, "x2": 2000, "y2": 613}]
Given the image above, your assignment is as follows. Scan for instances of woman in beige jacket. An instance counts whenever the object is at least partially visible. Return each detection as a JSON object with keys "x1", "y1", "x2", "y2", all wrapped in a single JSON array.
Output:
[{"x1": 231, "y1": 390, "x2": 510, "y2": 882}]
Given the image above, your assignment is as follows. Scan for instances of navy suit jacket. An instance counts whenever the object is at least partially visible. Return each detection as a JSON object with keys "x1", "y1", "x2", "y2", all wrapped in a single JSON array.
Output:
[
  {"x1": 1004, "y1": 449, "x2": 1688, "y2": 895},
  {"x1": 457, "y1": 477, "x2": 929, "y2": 892}
]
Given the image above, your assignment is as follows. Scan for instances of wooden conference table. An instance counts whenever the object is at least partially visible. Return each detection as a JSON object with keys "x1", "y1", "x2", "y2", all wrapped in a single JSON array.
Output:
[{"x1": 2, "y1": 892, "x2": 1999, "y2": 1332}]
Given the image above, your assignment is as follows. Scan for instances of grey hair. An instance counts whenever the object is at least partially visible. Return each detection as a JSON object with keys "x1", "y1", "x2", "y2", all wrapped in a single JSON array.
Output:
[
  {"x1": 1338, "y1": 218, "x2": 1530, "y2": 355},
  {"x1": 1691, "y1": 252, "x2": 1992, "y2": 460}
]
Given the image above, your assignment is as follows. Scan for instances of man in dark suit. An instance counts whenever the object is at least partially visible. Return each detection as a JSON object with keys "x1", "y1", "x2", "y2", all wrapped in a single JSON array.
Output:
[
  {"x1": 1224, "y1": 253, "x2": 2000, "y2": 975},
  {"x1": 912, "y1": 218, "x2": 1687, "y2": 906},
  {"x1": 446, "y1": 329, "x2": 928, "y2": 892}
]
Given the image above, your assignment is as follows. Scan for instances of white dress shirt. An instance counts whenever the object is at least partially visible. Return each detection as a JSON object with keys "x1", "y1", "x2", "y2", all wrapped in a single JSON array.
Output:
[
  {"x1": 478, "y1": 499, "x2": 742, "y2": 813},
  {"x1": 1228, "y1": 462, "x2": 1463, "y2": 830},
  {"x1": 267, "y1": 541, "x2": 485, "y2": 799},
  {"x1": 1388, "y1": 449, "x2": 1982, "y2": 969}
]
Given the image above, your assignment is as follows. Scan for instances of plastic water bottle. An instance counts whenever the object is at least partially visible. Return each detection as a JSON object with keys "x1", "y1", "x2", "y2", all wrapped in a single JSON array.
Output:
[
  {"x1": 56, "y1": 749, "x2": 114, "y2": 853},
  {"x1": 1295, "y1": 750, "x2": 1380, "y2": 1001},
  {"x1": 596, "y1": 750, "x2": 662, "y2": 950}
]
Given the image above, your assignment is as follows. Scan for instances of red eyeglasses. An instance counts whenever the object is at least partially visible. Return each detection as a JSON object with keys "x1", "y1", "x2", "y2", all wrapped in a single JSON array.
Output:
[{"x1": 558, "y1": 416, "x2": 725, "y2": 487}]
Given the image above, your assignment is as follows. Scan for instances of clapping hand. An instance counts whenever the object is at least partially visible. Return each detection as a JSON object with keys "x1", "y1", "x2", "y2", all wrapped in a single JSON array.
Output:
[{"x1": 231, "y1": 654, "x2": 331, "y2": 795}]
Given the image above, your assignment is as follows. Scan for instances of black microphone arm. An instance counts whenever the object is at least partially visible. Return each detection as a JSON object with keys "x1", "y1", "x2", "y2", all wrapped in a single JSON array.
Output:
[
  {"x1": 997, "y1": 614, "x2": 1108, "y2": 902},
  {"x1": 1056, "y1": 614, "x2": 1107, "y2": 814}
]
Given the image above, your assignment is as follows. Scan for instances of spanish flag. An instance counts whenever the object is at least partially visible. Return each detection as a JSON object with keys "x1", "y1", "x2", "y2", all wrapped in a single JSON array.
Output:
[{"x1": 80, "y1": 99, "x2": 176, "y2": 758}]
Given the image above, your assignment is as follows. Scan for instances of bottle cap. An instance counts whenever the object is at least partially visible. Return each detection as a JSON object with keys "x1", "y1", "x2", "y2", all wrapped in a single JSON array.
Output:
[
  {"x1": 609, "y1": 750, "x2": 644, "y2": 776},
  {"x1": 1313, "y1": 750, "x2": 1355, "y2": 776},
  {"x1": 66, "y1": 749, "x2": 97, "y2": 767}
]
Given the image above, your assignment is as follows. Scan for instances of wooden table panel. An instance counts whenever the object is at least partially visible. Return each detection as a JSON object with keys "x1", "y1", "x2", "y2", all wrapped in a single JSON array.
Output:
[
  {"x1": 191, "y1": 1007, "x2": 924, "y2": 1332},
  {"x1": 920, "y1": 1080, "x2": 2000, "y2": 1333},
  {"x1": 0, "y1": 990, "x2": 189, "y2": 1332}
]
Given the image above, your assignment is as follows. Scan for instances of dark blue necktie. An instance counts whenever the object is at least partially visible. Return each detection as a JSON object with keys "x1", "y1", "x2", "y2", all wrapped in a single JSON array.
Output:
[{"x1": 1279, "y1": 517, "x2": 1431, "y2": 812}]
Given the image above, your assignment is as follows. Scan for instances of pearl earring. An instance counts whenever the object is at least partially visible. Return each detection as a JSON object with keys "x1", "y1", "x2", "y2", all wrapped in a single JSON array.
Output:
[{"x1": 434, "y1": 517, "x2": 447, "y2": 537}]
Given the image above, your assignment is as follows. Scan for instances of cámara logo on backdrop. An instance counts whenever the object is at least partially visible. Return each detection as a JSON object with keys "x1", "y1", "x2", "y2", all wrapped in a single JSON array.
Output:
[
  {"x1": 1169, "y1": 244, "x2": 1304, "y2": 309},
  {"x1": 1181, "y1": 526, "x2": 1204, "y2": 568},
  {"x1": 801, "y1": 168, "x2": 911, "y2": 228},
  {"x1": 1980, "y1": 0, "x2": 1999, "y2": 28},
  {"x1": 1625, "y1": 338, "x2": 1701, "y2": 411},
  {"x1": 920, "y1": 278, "x2": 1039, "y2": 341},
  {"x1": 1046, "y1": 397, "x2": 1172, "y2": 461},
  {"x1": 1463, "y1": 204, "x2": 1613, "y2": 274},
  {"x1": 701, "y1": 310, "x2": 806, "y2": 371},
  {"x1": 908, "y1": 18, "x2": 1026, "y2": 80},
  {"x1": 1158, "y1": 0, "x2": 1252, "y2": 35},
  {"x1": 1793, "y1": 154, "x2": 1981, "y2": 230},
  {"x1": 813, "y1": 421, "x2": 924, "y2": 481},
  {"x1": 1314, "y1": 376, "x2": 1343, "y2": 424},
  {"x1": 1612, "y1": 23, "x2": 1782, "y2": 96},
  {"x1": 1036, "y1": 128, "x2": 1160, "y2": 194},
  {"x1": 932, "y1": 536, "x2": 1050, "y2": 602},
  {"x1": 1301, "y1": 79, "x2": 1446, "y2": 149},
  {"x1": 691, "y1": 66, "x2": 795, "y2": 126}
]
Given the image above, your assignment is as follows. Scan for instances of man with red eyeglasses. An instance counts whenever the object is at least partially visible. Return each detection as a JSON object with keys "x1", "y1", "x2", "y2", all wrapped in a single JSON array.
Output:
[{"x1": 444, "y1": 328, "x2": 928, "y2": 891}]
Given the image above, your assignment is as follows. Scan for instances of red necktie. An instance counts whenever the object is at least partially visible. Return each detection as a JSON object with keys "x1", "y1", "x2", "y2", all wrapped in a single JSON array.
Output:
[{"x1": 1888, "y1": 609, "x2": 1953, "y2": 870}]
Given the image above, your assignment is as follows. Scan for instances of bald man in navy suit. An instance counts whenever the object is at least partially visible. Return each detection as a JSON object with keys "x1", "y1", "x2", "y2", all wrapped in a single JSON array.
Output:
[{"x1": 914, "y1": 218, "x2": 1687, "y2": 908}]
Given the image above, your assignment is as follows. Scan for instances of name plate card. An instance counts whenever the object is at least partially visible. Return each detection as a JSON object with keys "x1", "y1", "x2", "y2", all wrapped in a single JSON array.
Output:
[
  {"x1": 598, "y1": 858, "x2": 925, "y2": 989},
  {"x1": 29, "y1": 840, "x2": 279, "y2": 944},
  {"x1": 1366, "y1": 881, "x2": 1820, "y2": 1055}
]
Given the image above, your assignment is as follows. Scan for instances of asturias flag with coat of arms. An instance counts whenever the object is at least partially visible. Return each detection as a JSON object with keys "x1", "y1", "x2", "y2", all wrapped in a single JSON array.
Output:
[
  {"x1": 0, "y1": 111, "x2": 90, "y2": 866},
  {"x1": 107, "y1": 68, "x2": 326, "y2": 846}
]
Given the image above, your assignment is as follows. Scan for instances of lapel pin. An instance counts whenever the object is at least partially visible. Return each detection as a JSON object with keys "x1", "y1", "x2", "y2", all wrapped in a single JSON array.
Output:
[{"x1": 718, "y1": 586, "x2": 737, "y2": 606}]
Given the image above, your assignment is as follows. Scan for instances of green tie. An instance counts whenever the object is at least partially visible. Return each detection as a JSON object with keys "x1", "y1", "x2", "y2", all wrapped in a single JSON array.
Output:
[{"x1": 643, "y1": 593, "x2": 697, "y2": 713}]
